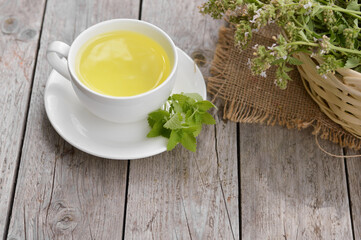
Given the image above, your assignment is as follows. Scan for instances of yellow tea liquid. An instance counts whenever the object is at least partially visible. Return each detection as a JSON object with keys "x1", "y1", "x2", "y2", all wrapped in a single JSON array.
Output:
[{"x1": 76, "y1": 31, "x2": 170, "y2": 97}]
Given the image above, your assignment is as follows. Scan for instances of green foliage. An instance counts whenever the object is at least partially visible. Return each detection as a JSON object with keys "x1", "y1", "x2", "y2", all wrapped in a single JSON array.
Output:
[
  {"x1": 147, "y1": 93, "x2": 216, "y2": 152},
  {"x1": 200, "y1": 0, "x2": 361, "y2": 89}
]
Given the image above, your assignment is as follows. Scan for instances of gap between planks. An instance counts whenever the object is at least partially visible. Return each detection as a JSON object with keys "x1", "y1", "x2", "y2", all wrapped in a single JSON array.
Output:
[{"x1": 2, "y1": 1, "x2": 48, "y2": 239}]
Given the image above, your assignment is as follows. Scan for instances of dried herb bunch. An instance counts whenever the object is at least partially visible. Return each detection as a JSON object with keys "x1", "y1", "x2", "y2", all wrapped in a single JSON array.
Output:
[{"x1": 200, "y1": 0, "x2": 361, "y2": 89}]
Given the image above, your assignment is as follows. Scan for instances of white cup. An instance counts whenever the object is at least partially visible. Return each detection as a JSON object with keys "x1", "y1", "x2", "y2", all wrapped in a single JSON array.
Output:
[{"x1": 47, "y1": 19, "x2": 178, "y2": 123}]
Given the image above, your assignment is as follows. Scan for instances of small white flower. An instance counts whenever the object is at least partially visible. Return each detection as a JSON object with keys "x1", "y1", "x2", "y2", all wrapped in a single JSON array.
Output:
[
  {"x1": 313, "y1": 37, "x2": 318, "y2": 42},
  {"x1": 311, "y1": 52, "x2": 316, "y2": 58},
  {"x1": 267, "y1": 43, "x2": 277, "y2": 50},
  {"x1": 322, "y1": 74, "x2": 327, "y2": 79},
  {"x1": 260, "y1": 71, "x2": 267, "y2": 78},
  {"x1": 303, "y1": 2, "x2": 312, "y2": 9},
  {"x1": 283, "y1": 56, "x2": 287, "y2": 60},
  {"x1": 250, "y1": 10, "x2": 261, "y2": 24},
  {"x1": 252, "y1": 44, "x2": 259, "y2": 50},
  {"x1": 245, "y1": 32, "x2": 249, "y2": 37},
  {"x1": 252, "y1": 28, "x2": 259, "y2": 33},
  {"x1": 270, "y1": 52, "x2": 276, "y2": 56},
  {"x1": 250, "y1": 16, "x2": 259, "y2": 23},
  {"x1": 247, "y1": 58, "x2": 252, "y2": 69},
  {"x1": 316, "y1": 65, "x2": 320, "y2": 70}
]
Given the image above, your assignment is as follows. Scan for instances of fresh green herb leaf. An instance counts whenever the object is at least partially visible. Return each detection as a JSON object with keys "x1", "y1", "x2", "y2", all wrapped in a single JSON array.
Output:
[
  {"x1": 347, "y1": 0, "x2": 360, "y2": 11},
  {"x1": 288, "y1": 57, "x2": 303, "y2": 66},
  {"x1": 147, "y1": 121, "x2": 166, "y2": 138},
  {"x1": 184, "y1": 93, "x2": 204, "y2": 102},
  {"x1": 345, "y1": 57, "x2": 360, "y2": 69},
  {"x1": 164, "y1": 113, "x2": 183, "y2": 130},
  {"x1": 195, "y1": 100, "x2": 216, "y2": 112},
  {"x1": 167, "y1": 130, "x2": 182, "y2": 151},
  {"x1": 201, "y1": 112, "x2": 217, "y2": 125},
  {"x1": 147, "y1": 92, "x2": 216, "y2": 152},
  {"x1": 180, "y1": 132, "x2": 197, "y2": 152}
]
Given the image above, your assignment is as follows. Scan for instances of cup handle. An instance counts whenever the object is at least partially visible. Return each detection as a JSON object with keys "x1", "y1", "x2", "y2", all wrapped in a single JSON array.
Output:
[{"x1": 46, "y1": 41, "x2": 71, "y2": 80}]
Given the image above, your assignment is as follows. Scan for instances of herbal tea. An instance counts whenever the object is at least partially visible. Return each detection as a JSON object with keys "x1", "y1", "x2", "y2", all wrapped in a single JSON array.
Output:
[{"x1": 76, "y1": 31, "x2": 170, "y2": 97}]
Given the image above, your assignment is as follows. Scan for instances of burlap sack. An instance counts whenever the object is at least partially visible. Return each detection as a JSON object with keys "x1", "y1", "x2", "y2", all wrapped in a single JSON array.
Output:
[{"x1": 208, "y1": 26, "x2": 361, "y2": 150}]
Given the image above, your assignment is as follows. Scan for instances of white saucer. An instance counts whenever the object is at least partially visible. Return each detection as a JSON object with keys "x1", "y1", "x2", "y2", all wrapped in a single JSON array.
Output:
[{"x1": 44, "y1": 47, "x2": 206, "y2": 160}]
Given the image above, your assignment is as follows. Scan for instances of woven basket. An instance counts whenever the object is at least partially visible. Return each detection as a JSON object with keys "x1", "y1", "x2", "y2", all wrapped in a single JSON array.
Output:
[{"x1": 295, "y1": 52, "x2": 361, "y2": 139}]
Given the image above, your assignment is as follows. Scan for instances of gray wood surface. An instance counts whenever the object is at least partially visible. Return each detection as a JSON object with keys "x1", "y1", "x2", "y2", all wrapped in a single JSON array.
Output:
[
  {"x1": 0, "y1": 0, "x2": 46, "y2": 239},
  {"x1": 240, "y1": 124, "x2": 353, "y2": 239},
  {"x1": 346, "y1": 154, "x2": 361, "y2": 240},
  {"x1": 123, "y1": 0, "x2": 239, "y2": 239},
  {"x1": 6, "y1": 0, "x2": 139, "y2": 239}
]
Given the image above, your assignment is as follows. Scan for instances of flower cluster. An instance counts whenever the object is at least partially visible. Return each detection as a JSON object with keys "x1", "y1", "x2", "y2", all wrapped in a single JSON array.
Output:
[{"x1": 200, "y1": 0, "x2": 361, "y2": 89}]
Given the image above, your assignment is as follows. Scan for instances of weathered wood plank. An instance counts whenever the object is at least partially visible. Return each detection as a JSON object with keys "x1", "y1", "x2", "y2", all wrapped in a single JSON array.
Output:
[
  {"x1": 7, "y1": 0, "x2": 140, "y2": 239},
  {"x1": 124, "y1": 1, "x2": 239, "y2": 239},
  {"x1": 0, "y1": 0, "x2": 46, "y2": 238},
  {"x1": 345, "y1": 153, "x2": 361, "y2": 239},
  {"x1": 240, "y1": 124, "x2": 353, "y2": 239}
]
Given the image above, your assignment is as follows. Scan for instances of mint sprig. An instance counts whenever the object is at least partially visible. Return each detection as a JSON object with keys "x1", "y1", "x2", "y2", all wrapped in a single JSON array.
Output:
[{"x1": 147, "y1": 93, "x2": 216, "y2": 152}]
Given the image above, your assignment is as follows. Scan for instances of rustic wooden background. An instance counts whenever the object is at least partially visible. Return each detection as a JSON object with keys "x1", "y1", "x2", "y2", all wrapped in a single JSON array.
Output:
[{"x1": 0, "y1": 0, "x2": 360, "y2": 239}]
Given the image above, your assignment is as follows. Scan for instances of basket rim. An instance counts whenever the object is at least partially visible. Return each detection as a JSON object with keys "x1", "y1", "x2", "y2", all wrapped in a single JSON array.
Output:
[{"x1": 296, "y1": 52, "x2": 361, "y2": 98}]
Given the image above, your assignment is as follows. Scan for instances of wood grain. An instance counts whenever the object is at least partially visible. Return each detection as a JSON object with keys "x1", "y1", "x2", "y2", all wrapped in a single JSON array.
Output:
[
  {"x1": 123, "y1": 0, "x2": 239, "y2": 239},
  {"x1": 240, "y1": 124, "x2": 353, "y2": 240},
  {"x1": 345, "y1": 152, "x2": 361, "y2": 240},
  {"x1": 0, "y1": 0, "x2": 46, "y2": 239},
  {"x1": 6, "y1": 0, "x2": 139, "y2": 239}
]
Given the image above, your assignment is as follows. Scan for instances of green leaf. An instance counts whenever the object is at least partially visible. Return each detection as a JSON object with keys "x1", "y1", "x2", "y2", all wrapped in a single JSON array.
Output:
[
  {"x1": 160, "y1": 128, "x2": 171, "y2": 138},
  {"x1": 298, "y1": 30, "x2": 309, "y2": 42},
  {"x1": 311, "y1": 4, "x2": 321, "y2": 17},
  {"x1": 148, "y1": 110, "x2": 169, "y2": 125},
  {"x1": 283, "y1": 65, "x2": 293, "y2": 72},
  {"x1": 167, "y1": 130, "x2": 181, "y2": 151},
  {"x1": 147, "y1": 121, "x2": 164, "y2": 138},
  {"x1": 271, "y1": 58, "x2": 284, "y2": 65},
  {"x1": 307, "y1": 20, "x2": 314, "y2": 32},
  {"x1": 192, "y1": 125, "x2": 202, "y2": 137},
  {"x1": 195, "y1": 100, "x2": 216, "y2": 112},
  {"x1": 183, "y1": 93, "x2": 203, "y2": 102},
  {"x1": 288, "y1": 57, "x2": 303, "y2": 66},
  {"x1": 337, "y1": 24, "x2": 346, "y2": 34},
  {"x1": 347, "y1": 0, "x2": 360, "y2": 11},
  {"x1": 172, "y1": 101, "x2": 183, "y2": 113},
  {"x1": 171, "y1": 94, "x2": 189, "y2": 105},
  {"x1": 304, "y1": 16, "x2": 310, "y2": 24},
  {"x1": 345, "y1": 57, "x2": 360, "y2": 69},
  {"x1": 146, "y1": 93, "x2": 216, "y2": 152},
  {"x1": 201, "y1": 112, "x2": 216, "y2": 124},
  {"x1": 180, "y1": 132, "x2": 197, "y2": 152},
  {"x1": 164, "y1": 113, "x2": 183, "y2": 129}
]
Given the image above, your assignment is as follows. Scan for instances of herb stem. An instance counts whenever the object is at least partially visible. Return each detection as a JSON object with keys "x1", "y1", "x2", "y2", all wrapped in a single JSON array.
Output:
[
  {"x1": 287, "y1": 41, "x2": 319, "y2": 47},
  {"x1": 330, "y1": 45, "x2": 361, "y2": 55},
  {"x1": 320, "y1": 6, "x2": 361, "y2": 20},
  {"x1": 322, "y1": 6, "x2": 361, "y2": 16},
  {"x1": 291, "y1": 16, "x2": 317, "y2": 36},
  {"x1": 287, "y1": 41, "x2": 361, "y2": 55}
]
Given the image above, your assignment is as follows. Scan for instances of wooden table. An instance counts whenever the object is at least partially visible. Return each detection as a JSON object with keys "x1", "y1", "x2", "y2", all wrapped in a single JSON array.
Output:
[{"x1": 0, "y1": 0, "x2": 360, "y2": 239}]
